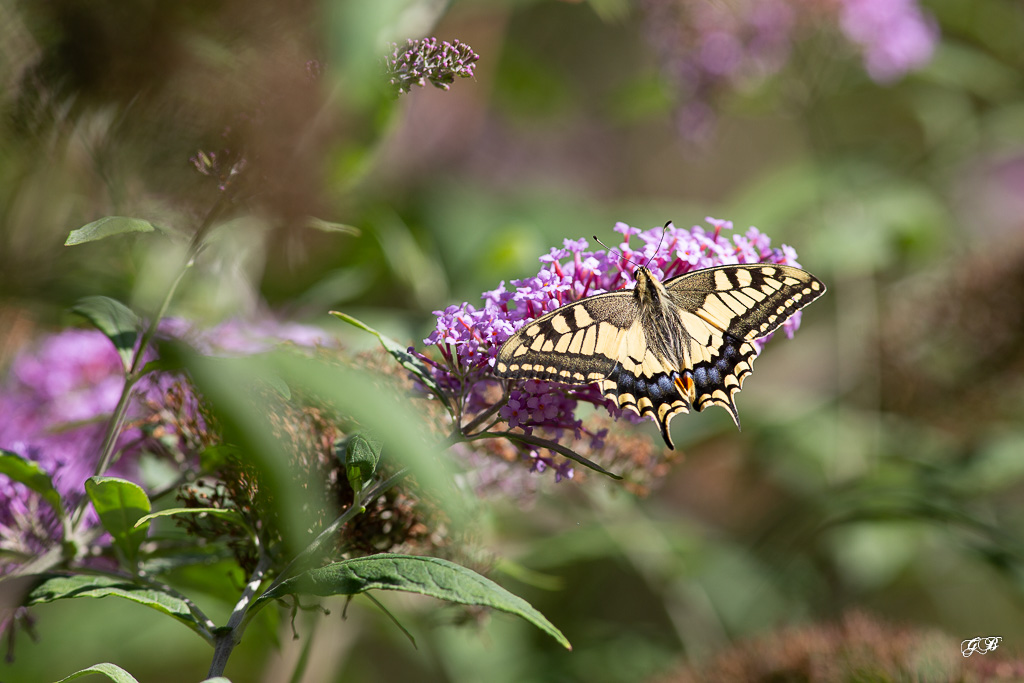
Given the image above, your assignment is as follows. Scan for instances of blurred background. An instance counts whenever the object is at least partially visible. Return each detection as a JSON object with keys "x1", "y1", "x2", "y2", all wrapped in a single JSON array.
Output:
[{"x1": 2, "y1": 0, "x2": 1024, "y2": 681}]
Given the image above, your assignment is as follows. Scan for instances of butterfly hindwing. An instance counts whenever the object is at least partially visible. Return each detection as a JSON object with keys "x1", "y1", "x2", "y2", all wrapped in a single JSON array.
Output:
[
  {"x1": 656, "y1": 263, "x2": 826, "y2": 433},
  {"x1": 494, "y1": 261, "x2": 826, "y2": 450}
]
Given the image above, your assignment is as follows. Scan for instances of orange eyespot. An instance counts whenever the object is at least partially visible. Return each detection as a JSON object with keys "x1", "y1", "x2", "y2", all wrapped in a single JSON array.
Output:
[{"x1": 674, "y1": 373, "x2": 695, "y2": 401}]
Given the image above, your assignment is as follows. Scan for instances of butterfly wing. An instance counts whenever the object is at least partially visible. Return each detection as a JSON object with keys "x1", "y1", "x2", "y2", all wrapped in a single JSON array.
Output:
[
  {"x1": 664, "y1": 263, "x2": 826, "y2": 341},
  {"x1": 495, "y1": 288, "x2": 693, "y2": 448},
  {"x1": 593, "y1": 321, "x2": 695, "y2": 449},
  {"x1": 495, "y1": 290, "x2": 638, "y2": 384},
  {"x1": 494, "y1": 263, "x2": 826, "y2": 451},
  {"x1": 659, "y1": 263, "x2": 826, "y2": 424}
]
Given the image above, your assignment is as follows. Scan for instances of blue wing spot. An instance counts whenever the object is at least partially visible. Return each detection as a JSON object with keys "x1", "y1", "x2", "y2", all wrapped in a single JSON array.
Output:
[{"x1": 616, "y1": 369, "x2": 636, "y2": 395}]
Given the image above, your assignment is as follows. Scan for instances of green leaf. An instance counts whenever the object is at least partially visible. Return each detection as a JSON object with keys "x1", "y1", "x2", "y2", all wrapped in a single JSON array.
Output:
[
  {"x1": 55, "y1": 662, "x2": 140, "y2": 683},
  {"x1": 329, "y1": 312, "x2": 446, "y2": 404},
  {"x1": 0, "y1": 449, "x2": 64, "y2": 519},
  {"x1": 340, "y1": 433, "x2": 382, "y2": 494},
  {"x1": 134, "y1": 506, "x2": 246, "y2": 530},
  {"x1": 199, "y1": 444, "x2": 240, "y2": 472},
  {"x1": 138, "y1": 547, "x2": 236, "y2": 575},
  {"x1": 139, "y1": 356, "x2": 182, "y2": 376},
  {"x1": 160, "y1": 344, "x2": 466, "y2": 554},
  {"x1": 27, "y1": 574, "x2": 210, "y2": 640},
  {"x1": 85, "y1": 477, "x2": 151, "y2": 565},
  {"x1": 305, "y1": 217, "x2": 361, "y2": 235},
  {"x1": 65, "y1": 216, "x2": 158, "y2": 246},
  {"x1": 71, "y1": 296, "x2": 142, "y2": 372},
  {"x1": 585, "y1": 0, "x2": 630, "y2": 22},
  {"x1": 261, "y1": 373, "x2": 291, "y2": 400},
  {"x1": 257, "y1": 554, "x2": 571, "y2": 650}
]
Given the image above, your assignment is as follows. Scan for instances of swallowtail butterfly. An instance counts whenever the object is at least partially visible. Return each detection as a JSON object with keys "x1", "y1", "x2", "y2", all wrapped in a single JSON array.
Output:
[{"x1": 495, "y1": 263, "x2": 825, "y2": 449}]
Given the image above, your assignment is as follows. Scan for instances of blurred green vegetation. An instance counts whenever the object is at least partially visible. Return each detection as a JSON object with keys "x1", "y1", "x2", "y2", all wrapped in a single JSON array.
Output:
[{"x1": 3, "y1": 0, "x2": 1024, "y2": 681}]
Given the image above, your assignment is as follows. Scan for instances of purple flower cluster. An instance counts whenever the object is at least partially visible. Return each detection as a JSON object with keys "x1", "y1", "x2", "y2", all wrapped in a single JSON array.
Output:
[
  {"x1": 0, "y1": 316, "x2": 328, "y2": 573},
  {"x1": 643, "y1": 0, "x2": 797, "y2": 140},
  {"x1": 159, "y1": 317, "x2": 332, "y2": 356},
  {"x1": 0, "y1": 330, "x2": 152, "y2": 565},
  {"x1": 838, "y1": 0, "x2": 939, "y2": 83},
  {"x1": 386, "y1": 37, "x2": 480, "y2": 95},
  {"x1": 420, "y1": 219, "x2": 806, "y2": 479},
  {"x1": 640, "y1": 0, "x2": 939, "y2": 140}
]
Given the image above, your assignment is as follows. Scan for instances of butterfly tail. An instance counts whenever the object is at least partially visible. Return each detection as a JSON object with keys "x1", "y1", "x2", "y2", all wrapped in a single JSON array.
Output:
[
  {"x1": 689, "y1": 335, "x2": 757, "y2": 430},
  {"x1": 600, "y1": 367, "x2": 692, "y2": 450}
]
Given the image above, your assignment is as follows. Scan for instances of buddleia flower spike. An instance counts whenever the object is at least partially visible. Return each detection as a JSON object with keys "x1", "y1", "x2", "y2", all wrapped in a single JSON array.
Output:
[{"x1": 494, "y1": 221, "x2": 825, "y2": 449}]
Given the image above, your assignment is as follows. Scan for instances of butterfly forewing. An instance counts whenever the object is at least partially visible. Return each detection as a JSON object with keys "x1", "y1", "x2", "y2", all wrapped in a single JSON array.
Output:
[
  {"x1": 494, "y1": 261, "x2": 826, "y2": 449},
  {"x1": 664, "y1": 264, "x2": 825, "y2": 341},
  {"x1": 494, "y1": 290, "x2": 638, "y2": 385}
]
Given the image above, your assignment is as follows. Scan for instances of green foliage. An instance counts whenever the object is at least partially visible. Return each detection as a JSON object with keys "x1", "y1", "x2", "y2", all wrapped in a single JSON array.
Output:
[
  {"x1": 340, "y1": 433, "x2": 382, "y2": 495},
  {"x1": 28, "y1": 574, "x2": 211, "y2": 641},
  {"x1": 0, "y1": 449, "x2": 64, "y2": 519},
  {"x1": 64, "y1": 217, "x2": 159, "y2": 246},
  {"x1": 5, "y1": 0, "x2": 1024, "y2": 680},
  {"x1": 257, "y1": 554, "x2": 571, "y2": 650},
  {"x1": 54, "y1": 662, "x2": 141, "y2": 683},
  {"x1": 71, "y1": 296, "x2": 142, "y2": 372},
  {"x1": 134, "y1": 507, "x2": 250, "y2": 533},
  {"x1": 331, "y1": 312, "x2": 446, "y2": 404},
  {"x1": 85, "y1": 477, "x2": 151, "y2": 566}
]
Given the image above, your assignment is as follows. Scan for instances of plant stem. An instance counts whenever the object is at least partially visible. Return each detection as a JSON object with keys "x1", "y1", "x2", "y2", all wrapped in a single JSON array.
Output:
[
  {"x1": 458, "y1": 388, "x2": 508, "y2": 437},
  {"x1": 71, "y1": 194, "x2": 229, "y2": 531},
  {"x1": 207, "y1": 552, "x2": 274, "y2": 678},
  {"x1": 266, "y1": 468, "x2": 408, "y2": 594},
  {"x1": 470, "y1": 430, "x2": 622, "y2": 480},
  {"x1": 206, "y1": 468, "x2": 408, "y2": 677}
]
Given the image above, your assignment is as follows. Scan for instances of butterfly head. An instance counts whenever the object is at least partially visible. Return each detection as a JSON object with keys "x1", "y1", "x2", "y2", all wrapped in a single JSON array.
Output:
[{"x1": 632, "y1": 266, "x2": 667, "y2": 307}]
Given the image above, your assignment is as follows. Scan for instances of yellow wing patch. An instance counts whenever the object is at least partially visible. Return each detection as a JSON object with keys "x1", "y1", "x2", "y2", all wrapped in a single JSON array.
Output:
[{"x1": 495, "y1": 262, "x2": 826, "y2": 449}]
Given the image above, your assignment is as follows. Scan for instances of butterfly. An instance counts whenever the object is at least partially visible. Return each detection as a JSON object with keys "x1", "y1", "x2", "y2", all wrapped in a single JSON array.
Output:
[{"x1": 494, "y1": 262, "x2": 825, "y2": 449}]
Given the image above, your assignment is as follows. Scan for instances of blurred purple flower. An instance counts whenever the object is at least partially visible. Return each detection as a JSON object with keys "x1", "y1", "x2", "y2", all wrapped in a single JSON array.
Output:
[
  {"x1": 161, "y1": 317, "x2": 332, "y2": 356},
  {"x1": 838, "y1": 0, "x2": 939, "y2": 83},
  {"x1": 640, "y1": 0, "x2": 938, "y2": 140},
  {"x1": 417, "y1": 219, "x2": 807, "y2": 479},
  {"x1": 0, "y1": 316, "x2": 328, "y2": 573},
  {"x1": 0, "y1": 330, "x2": 144, "y2": 566}
]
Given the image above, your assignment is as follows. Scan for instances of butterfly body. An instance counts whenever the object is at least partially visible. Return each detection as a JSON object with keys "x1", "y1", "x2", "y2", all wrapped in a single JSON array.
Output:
[{"x1": 494, "y1": 263, "x2": 825, "y2": 449}]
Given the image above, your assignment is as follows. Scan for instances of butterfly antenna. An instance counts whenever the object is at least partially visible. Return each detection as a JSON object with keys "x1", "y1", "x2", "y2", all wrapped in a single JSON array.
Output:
[
  {"x1": 593, "y1": 235, "x2": 641, "y2": 269},
  {"x1": 643, "y1": 221, "x2": 671, "y2": 269}
]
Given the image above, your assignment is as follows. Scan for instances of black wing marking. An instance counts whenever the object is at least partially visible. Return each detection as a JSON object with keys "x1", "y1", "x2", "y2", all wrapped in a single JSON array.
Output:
[
  {"x1": 664, "y1": 263, "x2": 826, "y2": 340},
  {"x1": 494, "y1": 291, "x2": 638, "y2": 384},
  {"x1": 493, "y1": 262, "x2": 826, "y2": 450}
]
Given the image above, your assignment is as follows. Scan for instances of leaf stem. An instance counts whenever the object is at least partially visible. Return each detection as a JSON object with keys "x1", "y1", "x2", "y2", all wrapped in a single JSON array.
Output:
[
  {"x1": 266, "y1": 468, "x2": 409, "y2": 595},
  {"x1": 207, "y1": 551, "x2": 274, "y2": 678},
  {"x1": 204, "y1": 467, "x2": 409, "y2": 678},
  {"x1": 72, "y1": 194, "x2": 228, "y2": 530},
  {"x1": 457, "y1": 388, "x2": 508, "y2": 437},
  {"x1": 470, "y1": 431, "x2": 622, "y2": 480}
]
